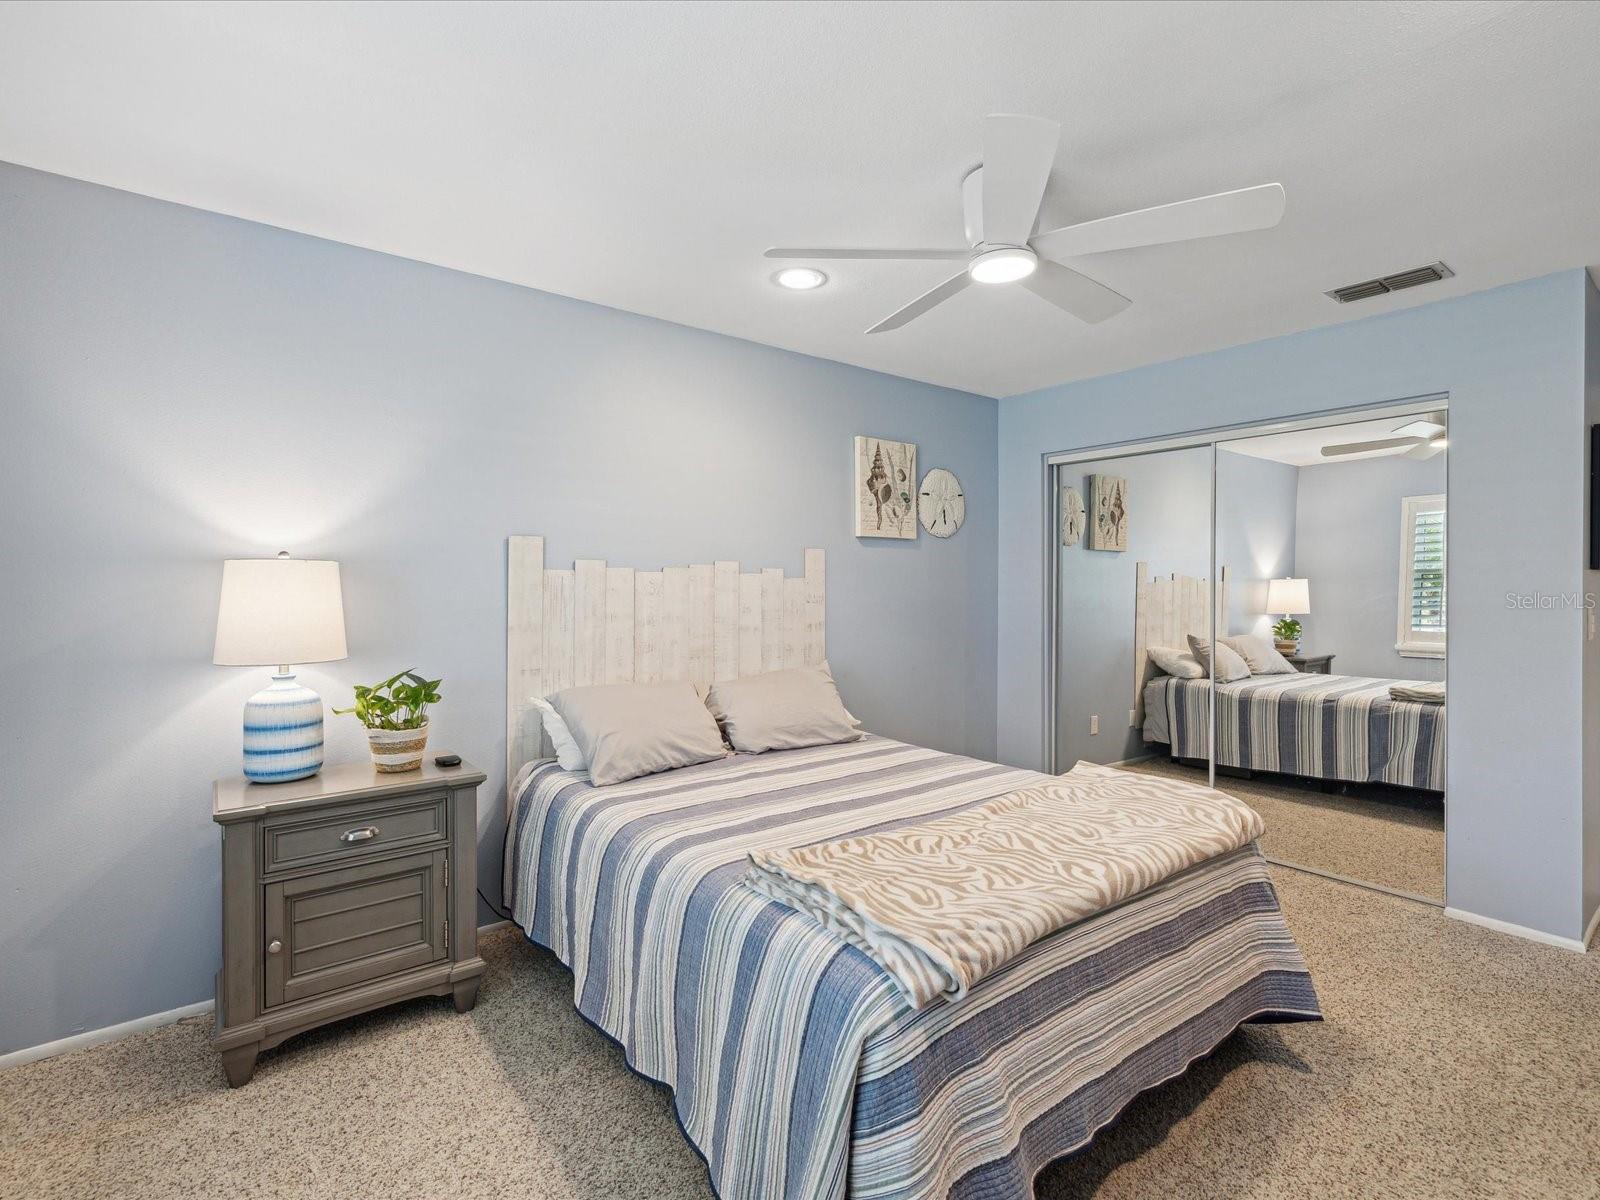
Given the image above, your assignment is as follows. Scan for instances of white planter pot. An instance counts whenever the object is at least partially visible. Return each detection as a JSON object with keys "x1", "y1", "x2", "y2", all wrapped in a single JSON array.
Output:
[{"x1": 366, "y1": 721, "x2": 429, "y2": 773}]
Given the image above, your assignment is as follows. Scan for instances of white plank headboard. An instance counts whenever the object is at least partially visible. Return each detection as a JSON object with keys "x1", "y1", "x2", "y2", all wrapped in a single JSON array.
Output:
[
  {"x1": 506, "y1": 536, "x2": 825, "y2": 785},
  {"x1": 1131, "y1": 561, "x2": 1229, "y2": 725}
]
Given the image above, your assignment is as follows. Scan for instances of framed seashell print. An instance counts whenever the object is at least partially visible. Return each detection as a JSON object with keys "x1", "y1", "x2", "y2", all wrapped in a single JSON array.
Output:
[
  {"x1": 1088, "y1": 474, "x2": 1128, "y2": 551},
  {"x1": 854, "y1": 436, "x2": 918, "y2": 539}
]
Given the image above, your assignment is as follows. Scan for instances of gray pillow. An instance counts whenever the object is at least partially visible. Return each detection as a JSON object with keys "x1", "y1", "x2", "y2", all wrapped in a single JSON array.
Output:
[
  {"x1": 1187, "y1": 634, "x2": 1251, "y2": 682},
  {"x1": 1221, "y1": 633, "x2": 1296, "y2": 675},
  {"x1": 549, "y1": 681, "x2": 727, "y2": 786},
  {"x1": 705, "y1": 665, "x2": 862, "y2": 753}
]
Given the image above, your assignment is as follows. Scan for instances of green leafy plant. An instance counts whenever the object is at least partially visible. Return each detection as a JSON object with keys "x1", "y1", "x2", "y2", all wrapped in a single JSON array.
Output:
[
  {"x1": 1272, "y1": 617, "x2": 1302, "y2": 642},
  {"x1": 333, "y1": 669, "x2": 443, "y2": 731}
]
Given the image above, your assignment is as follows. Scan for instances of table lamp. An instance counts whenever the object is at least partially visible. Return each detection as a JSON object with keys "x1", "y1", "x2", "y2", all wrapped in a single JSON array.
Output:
[
  {"x1": 213, "y1": 552, "x2": 348, "y2": 783},
  {"x1": 1265, "y1": 576, "x2": 1310, "y2": 654}
]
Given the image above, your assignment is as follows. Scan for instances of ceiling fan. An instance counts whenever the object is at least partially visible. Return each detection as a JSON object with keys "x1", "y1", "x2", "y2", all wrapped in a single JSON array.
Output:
[
  {"x1": 765, "y1": 113, "x2": 1286, "y2": 334},
  {"x1": 1320, "y1": 413, "x2": 1449, "y2": 461}
]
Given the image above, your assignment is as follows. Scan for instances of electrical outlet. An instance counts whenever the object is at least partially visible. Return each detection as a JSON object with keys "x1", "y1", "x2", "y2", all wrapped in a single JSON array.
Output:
[
  {"x1": 1090, "y1": 714, "x2": 1100, "y2": 735},
  {"x1": 1129, "y1": 709, "x2": 1137, "y2": 727}
]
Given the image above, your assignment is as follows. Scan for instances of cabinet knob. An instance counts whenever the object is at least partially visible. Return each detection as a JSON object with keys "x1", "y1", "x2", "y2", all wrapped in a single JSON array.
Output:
[{"x1": 267, "y1": 939, "x2": 283, "y2": 955}]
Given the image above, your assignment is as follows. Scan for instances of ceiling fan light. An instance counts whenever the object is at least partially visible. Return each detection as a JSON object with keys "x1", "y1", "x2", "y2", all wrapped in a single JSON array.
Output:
[
  {"x1": 968, "y1": 246, "x2": 1037, "y2": 285},
  {"x1": 773, "y1": 267, "x2": 828, "y2": 290}
]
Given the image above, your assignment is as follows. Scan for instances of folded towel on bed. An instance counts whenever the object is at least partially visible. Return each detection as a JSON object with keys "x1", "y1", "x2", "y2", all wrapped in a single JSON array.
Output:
[
  {"x1": 744, "y1": 762, "x2": 1265, "y2": 1008},
  {"x1": 1389, "y1": 681, "x2": 1445, "y2": 704}
]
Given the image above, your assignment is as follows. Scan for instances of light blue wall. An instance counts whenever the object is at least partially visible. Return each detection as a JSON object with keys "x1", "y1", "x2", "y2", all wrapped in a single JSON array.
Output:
[
  {"x1": 0, "y1": 162, "x2": 998, "y2": 1055},
  {"x1": 1000, "y1": 270, "x2": 1592, "y2": 942},
  {"x1": 1056, "y1": 446, "x2": 1212, "y2": 769},
  {"x1": 1292, "y1": 453, "x2": 1448, "y2": 680},
  {"x1": 1215, "y1": 449, "x2": 1299, "y2": 641}
]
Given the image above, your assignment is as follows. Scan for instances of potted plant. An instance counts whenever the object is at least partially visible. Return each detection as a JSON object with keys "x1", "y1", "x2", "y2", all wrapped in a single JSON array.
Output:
[
  {"x1": 334, "y1": 669, "x2": 442, "y2": 773},
  {"x1": 1272, "y1": 617, "x2": 1302, "y2": 655}
]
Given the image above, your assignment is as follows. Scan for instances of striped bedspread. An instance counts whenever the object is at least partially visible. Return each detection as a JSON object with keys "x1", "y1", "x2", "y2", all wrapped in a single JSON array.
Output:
[
  {"x1": 1153, "y1": 673, "x2": 1446, "y2": 791},
  {"x1": 505, "y1": 736, "x2": 1320, "y2": 1200}
]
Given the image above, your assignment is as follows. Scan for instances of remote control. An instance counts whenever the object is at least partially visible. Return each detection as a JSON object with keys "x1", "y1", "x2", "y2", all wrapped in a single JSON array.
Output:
[{"x1": 433, "y1": 753, "x2": 462, "y2": 767}]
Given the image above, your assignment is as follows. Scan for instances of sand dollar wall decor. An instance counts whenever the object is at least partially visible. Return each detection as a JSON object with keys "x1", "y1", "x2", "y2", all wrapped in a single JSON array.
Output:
[
  {"x1": 1088, "y1": 474, "x2": 1128, "y2": 551},
  {"x1": 1060, "y1": 486, "x2": 1085, "y2": 546},
  {"x1": 918, "y1": 468, "x2": 965, "y2": 537}
]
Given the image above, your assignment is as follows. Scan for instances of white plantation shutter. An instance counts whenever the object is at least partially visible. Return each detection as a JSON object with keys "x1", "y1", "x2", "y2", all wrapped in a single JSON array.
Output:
[{"x1": 1397, "y1": 494, "x2": 1446, "y2": 656}]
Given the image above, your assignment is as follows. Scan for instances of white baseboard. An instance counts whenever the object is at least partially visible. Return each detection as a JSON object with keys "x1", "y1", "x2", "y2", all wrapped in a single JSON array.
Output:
[
  {"x1": 1, "y1": 916, "x2": 521, "y2": 1072},
  {"x1": 1444, "y1": 907, "x2": 1590, "y2": 953},
  {"x1": 0, "y1": 999, "x2": 215, "y2": 1072},
  {"x1": 1584, "y1": 903, "x2": 1600, "y2": 952}
]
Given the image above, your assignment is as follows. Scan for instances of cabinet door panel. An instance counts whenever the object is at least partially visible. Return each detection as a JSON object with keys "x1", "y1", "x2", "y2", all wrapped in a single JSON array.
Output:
[{"x1": 263, "y1": 849, "x2": 446, "y2": 1008}]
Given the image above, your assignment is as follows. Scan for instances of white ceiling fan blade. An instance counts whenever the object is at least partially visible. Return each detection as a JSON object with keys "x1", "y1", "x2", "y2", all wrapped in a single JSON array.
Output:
[
  {"x1": 981, "y1": 114, "x2": 1061, "y2": 247},
  {"x1": 1406, "y1": 438, "x2": 1447, "y2": 460},
  {"x1": 1320, "y1": 436, "x2": 1424, "y2": 458},
  {"x1": 866, "y1": 270, "x2": 972, "y2": 334},
  {"x1": 764, "y1": 247, "x2": 968, "y2": 261},
  {"x1": 1032, "y1": 183, "x2": 1286, "y2": 261},
  {"x1": 1019, "y1": 261, "x2": 1132, "y2": 324}
]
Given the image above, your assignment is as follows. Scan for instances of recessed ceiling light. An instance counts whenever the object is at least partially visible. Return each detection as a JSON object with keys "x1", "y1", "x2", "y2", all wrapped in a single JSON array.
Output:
[
  {"x1": 773, "y1": 267, "x2": 828, "y2": 290},
  {"x1": 968, "y1": 246, "x2": 1037, "y2": 285}
]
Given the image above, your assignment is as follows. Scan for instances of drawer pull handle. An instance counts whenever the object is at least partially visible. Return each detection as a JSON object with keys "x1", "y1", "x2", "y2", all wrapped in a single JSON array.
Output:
[
  {"x1": 267, "y1": 939, "x2": 283, "y2": 955},
  {"x1": 341, "y1": 826, "x2": 380, "y2": 844}
]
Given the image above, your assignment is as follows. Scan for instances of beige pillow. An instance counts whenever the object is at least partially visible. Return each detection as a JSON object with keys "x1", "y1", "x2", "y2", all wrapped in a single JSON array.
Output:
[
  {"x1": 705, "y1": 665, "x2": 862, "y2": 753},
  {"x1": 1187, "y1": 634, "x2": 1251, "y2": 682},
  {"x1": 1221, "y1": 633, "x2": 1296, "y2": 675},
  {"x1": 1147, "y1": 646, "x2": 1205, "y2": 679},
  {"x1": 549, "y1": 681, "x2": 727, "y2": 786}
]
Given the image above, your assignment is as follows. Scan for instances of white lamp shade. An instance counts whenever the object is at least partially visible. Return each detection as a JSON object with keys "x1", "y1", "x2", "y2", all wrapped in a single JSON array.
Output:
[
  {"x1": 1265, "y1": 577, "x2": 1310, "y2": 615},
  {"x1": 213, "y1": 558, "x2": 348, "y2": 666}
]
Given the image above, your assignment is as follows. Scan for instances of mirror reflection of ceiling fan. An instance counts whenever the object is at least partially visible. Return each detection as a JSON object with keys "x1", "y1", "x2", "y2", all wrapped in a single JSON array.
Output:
[
  {"x1": 766, "y1": 113, "x2": 1287, "y2": 334},
  {"x1": 1320, "y1": 412, "x2": 1449, "y2": 461}
]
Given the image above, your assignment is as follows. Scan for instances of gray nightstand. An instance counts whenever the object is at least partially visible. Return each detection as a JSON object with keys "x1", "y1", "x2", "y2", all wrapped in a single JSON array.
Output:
[
  {"x1": 211, "y1": 759, "x2": 488, "y2": 1086},
  {"x1": 1287, "y1": 653, "x2": 1335, "y2": 674}
]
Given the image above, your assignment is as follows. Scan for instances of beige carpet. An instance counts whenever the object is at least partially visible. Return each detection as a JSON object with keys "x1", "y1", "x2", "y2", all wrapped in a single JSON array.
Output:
[
  {"x1": 1121, "y1": 756, "x2": 1446, "y2": 902},
  {"x1": 4, "y1": 873, "x2": 1597, "y2": 1199}
]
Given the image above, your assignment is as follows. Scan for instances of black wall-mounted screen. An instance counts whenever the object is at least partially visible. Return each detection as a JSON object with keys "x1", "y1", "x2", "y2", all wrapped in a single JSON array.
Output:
[{"x1": 1591, "y1": 425, "x2": 1599, "y2": 570}]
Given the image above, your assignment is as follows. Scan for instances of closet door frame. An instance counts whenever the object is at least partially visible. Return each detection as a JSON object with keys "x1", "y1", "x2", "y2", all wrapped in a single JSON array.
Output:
[{"x1": 1041, "y1": 391, "x2": 1449, "y2": 795}]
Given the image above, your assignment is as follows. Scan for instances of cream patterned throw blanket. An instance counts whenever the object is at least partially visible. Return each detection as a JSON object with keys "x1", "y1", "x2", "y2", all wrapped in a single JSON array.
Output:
[{"x1": 745, "y1": 761, "x2": 1266, "y2": 1008}]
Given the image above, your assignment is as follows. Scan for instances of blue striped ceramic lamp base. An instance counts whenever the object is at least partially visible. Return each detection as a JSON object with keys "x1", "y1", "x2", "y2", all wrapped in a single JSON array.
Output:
[{"x1": 243, "y1": 671, "x2": 326, "y2": 783}]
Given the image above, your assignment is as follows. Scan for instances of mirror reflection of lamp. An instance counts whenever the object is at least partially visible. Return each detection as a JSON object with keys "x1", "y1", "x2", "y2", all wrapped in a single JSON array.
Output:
[{"x1": 1266, "y1": 577, "x2": 1311, "y2": 654}]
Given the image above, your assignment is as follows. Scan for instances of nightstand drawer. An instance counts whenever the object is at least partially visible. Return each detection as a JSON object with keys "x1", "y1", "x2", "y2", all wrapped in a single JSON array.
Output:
[
  {"x1": 261, "y1": 793, "x2": 448, "y2": 874},
  {"x1": 263, "y1": 849, "x2": 447, "y2": 1008}
]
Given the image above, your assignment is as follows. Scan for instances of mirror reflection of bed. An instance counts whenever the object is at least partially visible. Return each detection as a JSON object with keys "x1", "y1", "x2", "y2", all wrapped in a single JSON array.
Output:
[{"x1": 1055, "y1": 406, "x2": 1447, "y2": 905}]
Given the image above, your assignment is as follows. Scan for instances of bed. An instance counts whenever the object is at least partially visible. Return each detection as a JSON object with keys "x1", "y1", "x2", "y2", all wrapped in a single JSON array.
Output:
[
  {"x1": 503, "y1": 537, "x2": 1321, "y2": 1200},
  {"x1": 1143, "y1": 672, "x2": 1446, "y2": 792},
  {"x1": 1129, "y1": 562, "x2": 1444, "y2": 793}
]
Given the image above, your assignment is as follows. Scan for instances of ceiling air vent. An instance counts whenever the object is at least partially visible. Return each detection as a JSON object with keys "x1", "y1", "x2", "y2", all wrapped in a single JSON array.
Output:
[{"x1": 1326, "y1": 261, "x2": 1454, "y2": 304}]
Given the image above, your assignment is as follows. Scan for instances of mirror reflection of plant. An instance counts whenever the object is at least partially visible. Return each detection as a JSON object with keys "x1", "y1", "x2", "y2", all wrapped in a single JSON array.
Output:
[
  {"x1": 1272, "y1": 617, "x2": 1302, "y2": 641},
  {"x1": 333, "y1": 670, "x2": 443, "y2": 730}
]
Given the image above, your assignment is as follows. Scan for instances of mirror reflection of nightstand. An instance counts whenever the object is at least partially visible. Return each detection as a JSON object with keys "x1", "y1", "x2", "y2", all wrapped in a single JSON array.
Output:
[{"x1": 1286, "y1": 653, "x2": 1334, "y2": 674}]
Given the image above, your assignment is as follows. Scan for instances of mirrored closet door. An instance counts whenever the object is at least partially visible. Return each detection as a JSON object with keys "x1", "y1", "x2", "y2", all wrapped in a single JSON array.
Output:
[
  {"x1": 1054, "y1": 442, "x2": 1216, "y2": 786},
  {"x1": 1051, "y1": 403, "x2": 1447, "y2": 906}
]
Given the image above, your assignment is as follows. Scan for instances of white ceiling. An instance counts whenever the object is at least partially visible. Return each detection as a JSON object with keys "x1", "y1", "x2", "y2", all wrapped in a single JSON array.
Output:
[
  {"x1": 1223, "y1": 414, "x2": 1448, "y2": 467},
  {"x1": 1, "y1": 1, "x2": 1598, "y2": 398}
]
